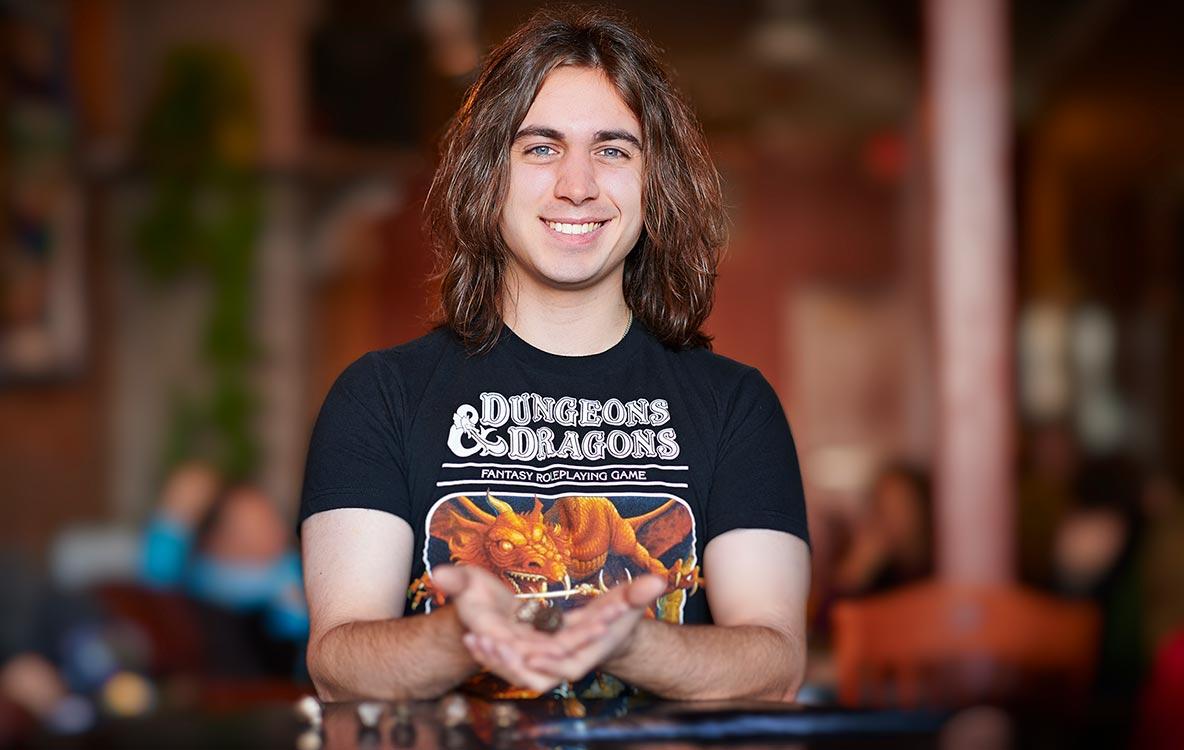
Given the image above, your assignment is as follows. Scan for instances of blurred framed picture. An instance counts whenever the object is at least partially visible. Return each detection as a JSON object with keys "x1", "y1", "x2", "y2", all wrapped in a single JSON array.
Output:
[{"x1": 1, "y1": 9, "x2": 86, "y2": 381}]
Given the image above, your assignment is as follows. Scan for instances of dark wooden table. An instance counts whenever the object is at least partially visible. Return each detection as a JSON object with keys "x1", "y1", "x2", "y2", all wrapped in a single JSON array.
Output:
[{"x1": 16, "y1": 695, "x2": 1096, "y2": 749}]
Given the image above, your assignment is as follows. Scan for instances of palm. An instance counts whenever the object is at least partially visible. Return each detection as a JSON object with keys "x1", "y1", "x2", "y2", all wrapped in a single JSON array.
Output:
[
  {"x1": 448, "y1": 568, "x2": 519, "y2": 633},
  {"x1": 522, "y1": 574, "x2": 665, "y2": 682},
  {"x1": 431, "y1": 565, "x2": 664, "y2": 693},
  {"x1": 432, "y1": 565, "x2": 564, "y2": 692}
]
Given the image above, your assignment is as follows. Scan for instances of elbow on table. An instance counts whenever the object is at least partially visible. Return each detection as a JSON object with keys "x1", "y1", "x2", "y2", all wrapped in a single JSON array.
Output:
[
  {"x1": 305, "y1": 632, "x2": 345, "y2": 702},
  {"x1": 774, "y1": 628, "x2": 808, "y2": 703},
  {"x1": 304, "y1": 624, "x2": 441, "y2": 703},
  {"x1": 306, "y1": 625, "x2": 388, "y2": 702},
  {"x1": 778, "y1": 670, "x2": 805, "y2": 703}
]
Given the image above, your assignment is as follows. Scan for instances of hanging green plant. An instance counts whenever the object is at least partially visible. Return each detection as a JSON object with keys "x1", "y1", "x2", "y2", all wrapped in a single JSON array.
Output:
[{"x1": 134, "y1": 45, "x2": 263, "y2": 480}]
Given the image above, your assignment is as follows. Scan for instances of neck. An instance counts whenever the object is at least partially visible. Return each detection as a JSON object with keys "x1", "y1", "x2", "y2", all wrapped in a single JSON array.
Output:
[{"x1": 502, "y1": 278, "x2": 631, "y2": 356}]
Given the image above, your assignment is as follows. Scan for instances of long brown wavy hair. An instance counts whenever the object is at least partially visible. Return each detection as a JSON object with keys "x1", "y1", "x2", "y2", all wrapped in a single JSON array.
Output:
[{"x1": 426, "y1": 7, "x2": 727, "y2": 353}]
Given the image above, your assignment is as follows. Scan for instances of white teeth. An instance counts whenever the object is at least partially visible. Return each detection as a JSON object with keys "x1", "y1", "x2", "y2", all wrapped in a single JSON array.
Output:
[{"x1": 547, "y1": 221, "x2": 604, "y2": 235}]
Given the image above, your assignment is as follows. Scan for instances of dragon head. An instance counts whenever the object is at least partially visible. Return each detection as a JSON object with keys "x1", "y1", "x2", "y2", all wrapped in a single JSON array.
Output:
[{"x1": 433, "y1": 493, "x2": 573, "y2": 596}]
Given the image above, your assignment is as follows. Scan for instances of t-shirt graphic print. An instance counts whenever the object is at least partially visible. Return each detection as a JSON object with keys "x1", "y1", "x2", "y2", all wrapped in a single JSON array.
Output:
[{"x1": 410, "y1": 491, "x2": 700, "y2": 623}]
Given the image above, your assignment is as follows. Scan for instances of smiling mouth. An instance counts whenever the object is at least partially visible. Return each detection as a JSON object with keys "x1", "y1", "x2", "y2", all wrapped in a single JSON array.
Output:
[{"x1": 543, "y1": 219, "x2": 608, "y2": 236}]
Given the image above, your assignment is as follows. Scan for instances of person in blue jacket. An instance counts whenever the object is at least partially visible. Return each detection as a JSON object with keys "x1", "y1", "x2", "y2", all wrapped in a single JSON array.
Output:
[{"x1": 141, "y1": 462, "x2": 308, "y2": 677}]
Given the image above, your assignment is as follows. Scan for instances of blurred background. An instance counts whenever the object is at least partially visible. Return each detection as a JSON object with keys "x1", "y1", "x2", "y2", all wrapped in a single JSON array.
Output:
[{"x1": 1, "y1": 0, "x2": 1182, "y2": 745}]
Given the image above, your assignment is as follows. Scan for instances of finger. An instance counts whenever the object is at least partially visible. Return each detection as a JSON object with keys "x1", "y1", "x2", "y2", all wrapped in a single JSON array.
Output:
[
  {"x1": 624, "y1": 575, "x2": 666, "y2": 608},
  {"x1": 524, "y1": 652, "x2": 593, "y2": 684},
  {"x1": 462, "y1": 612, "x2": 564, "y2": 694},
  {"x1": 574, "y1": 574, "x2": 663, "y2": 618},
  {"x1": 470, "y1": 633, "x2": 529, "y2": 683},
  {"x1": 490, "y1": 640, "x2": 561, "y2": 694},
  {"x1": 492, "y1": 638, "x2": 527, "y2": 671},
  {"x1": 430, "y1": 565, "x2": 469, "y2": 595},
  {"x1": 462, "y1": 632, "x2": 493, "y2": 666},
  {"x1": 535, "y1": 618, "x2": 612, "y2": 656},
  {"x1": 468, "y1": 611, "x2": 567, "y2": 649},
  {"x1": 435, "y1": 564, "x2": 512, "y2": 599},
  {"x1": 473, "y1": 630, "x2": 542, "y2": 668},
  {"x1": 565, "y1": 598, "x2": 628, "y2": 628},
  {"x1": 563, "y1": 587, "x2": 631, "y2": 628}
]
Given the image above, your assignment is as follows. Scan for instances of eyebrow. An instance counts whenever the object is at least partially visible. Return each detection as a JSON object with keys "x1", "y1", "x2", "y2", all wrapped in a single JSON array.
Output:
[
  {"x1": 595, "y1": 129, "x2": 643, "y2": 149},
  {"x1": 513, "y1": 125, "x2": 643, "y2": 150}
]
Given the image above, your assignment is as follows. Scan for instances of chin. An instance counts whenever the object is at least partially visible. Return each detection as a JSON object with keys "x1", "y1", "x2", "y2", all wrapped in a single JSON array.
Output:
[
  {"x1": 541, "y1": 265, "x2": 612, "y2": 289},
  {"x1": 536, "y1": 274, "x2": 600, "y2": 291}
]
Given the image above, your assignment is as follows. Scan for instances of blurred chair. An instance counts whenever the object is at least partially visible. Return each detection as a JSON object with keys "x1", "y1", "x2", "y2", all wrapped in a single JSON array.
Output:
[
  {"x1": 92, "y1": 583, "x2": 205, "y2": 677},
  {"x1": 92, "y1": 584, "x2": 306, "y2": 707},
  {"x1": 1136, "y1": 628, "x2": 1184, "y2": 748},
  {"x1": 50, "y1": 524, "x2": 141, "y2": 591},
  {"x1": 832, "y1": 582, "x2": 1100, "y2": 711}
]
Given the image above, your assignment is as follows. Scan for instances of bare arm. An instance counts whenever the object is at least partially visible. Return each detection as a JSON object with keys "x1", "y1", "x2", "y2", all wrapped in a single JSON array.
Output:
[
  {"x1": 302, "y1": 508, "x2": 478, "y2": 700},
  {"x1": 602, "y1": 620, "x2": 802, "y2": 701},
  {"x1": 523, "y1": 529, "x2": 810, "y2": 701},
  {"x1": 304, "y1": 508, "x2": 609, "y2": 699},
  {"x1": 613, "y1": 530, "x2": 809, "y2": 700}
]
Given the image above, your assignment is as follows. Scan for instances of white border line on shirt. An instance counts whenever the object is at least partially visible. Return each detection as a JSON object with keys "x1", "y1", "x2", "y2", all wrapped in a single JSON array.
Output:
[{"x1": 441, "y1": 461, "x2": 689, "y2": 472}]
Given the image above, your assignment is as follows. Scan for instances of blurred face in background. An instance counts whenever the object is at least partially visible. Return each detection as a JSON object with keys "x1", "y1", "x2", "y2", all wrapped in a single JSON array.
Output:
[
  {"x1": 200, "y1": 486, "x2": 287, "y2": 564},
  {"x1": 1054, "y1": 507, "x2": 1128, "y2": 591},
  {"x1": 873, "y1": 472, "x2": 926, "y2": 555}
]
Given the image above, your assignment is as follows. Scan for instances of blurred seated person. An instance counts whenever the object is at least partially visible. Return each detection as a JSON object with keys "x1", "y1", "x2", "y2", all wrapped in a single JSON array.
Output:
[
  {"x1": 0, "y1": 548, "x2": 145, "y2": 732},
  {"x1": 833, "y1": 464, "x2": 933, "y2": 597},
  {"x1": 1, "y1": 550, "x2": 76, "y2": 728},
  {"x1": 140, "y1": 462, "x2": 308, "y2": 679},
  {"x1": 1018, "y1": 420, "x2": 1081, "y2": 586},
  {"x1": 1052, "y1": 456, "x2": 1146, "y2": 698},
  {"x1": 1136, "y1": 470, "x2": 1184, "y2": 657}
]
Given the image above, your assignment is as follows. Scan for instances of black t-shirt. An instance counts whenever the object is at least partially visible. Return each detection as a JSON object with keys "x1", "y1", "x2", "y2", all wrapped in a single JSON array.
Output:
[{"x1": 300, "y1": 322, "x2": 808, "y2": 632}]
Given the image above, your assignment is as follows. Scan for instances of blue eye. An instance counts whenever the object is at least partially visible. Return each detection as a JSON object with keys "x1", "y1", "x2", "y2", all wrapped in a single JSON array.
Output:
[
  {"x1": 526, "y1": 145, "x2": 557, "y2": 156},
  {"x1": 600, "y1": 147, "x2": 627, "y2": 159}
]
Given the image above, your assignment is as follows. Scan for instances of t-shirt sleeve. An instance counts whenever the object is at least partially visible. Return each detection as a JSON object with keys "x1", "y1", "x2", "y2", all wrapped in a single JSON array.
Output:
[
  {"x1": 299, "y1": 352, "x2": 411, "y2": 528},
  {"x1": 706, "y1": 368, "x2": 810, "y2": 546}
]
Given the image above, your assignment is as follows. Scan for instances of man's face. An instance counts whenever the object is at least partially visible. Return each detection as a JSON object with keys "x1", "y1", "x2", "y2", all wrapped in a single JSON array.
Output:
[{"x1": 500, "y1": 66, "x2": 644, "y2": 296}]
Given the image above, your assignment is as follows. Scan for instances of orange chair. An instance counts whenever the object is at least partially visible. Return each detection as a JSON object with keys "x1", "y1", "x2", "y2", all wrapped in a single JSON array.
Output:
[{"x1": 831, "y1": 581, "x2": 1100, "y2": 711}]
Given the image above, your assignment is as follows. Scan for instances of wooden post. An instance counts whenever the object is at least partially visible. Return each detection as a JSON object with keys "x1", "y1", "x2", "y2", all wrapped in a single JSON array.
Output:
[{"x1": 928, "y1": 0, "x2": 1015, "y2": 583}]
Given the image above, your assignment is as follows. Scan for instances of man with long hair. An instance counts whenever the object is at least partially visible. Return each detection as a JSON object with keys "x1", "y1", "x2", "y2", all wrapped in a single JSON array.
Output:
[{"x1": 300, "y1": 8, "x2": 810, "y2": 701}]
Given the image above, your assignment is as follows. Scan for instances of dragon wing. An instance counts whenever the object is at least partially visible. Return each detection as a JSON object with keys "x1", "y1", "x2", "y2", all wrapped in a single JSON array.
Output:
[
  {"x1": 629, "y1": 498, "x2": 693, "y2": 560},
  {"x1": 541, "y1": 496, "x2": 695, "y2": 563}
]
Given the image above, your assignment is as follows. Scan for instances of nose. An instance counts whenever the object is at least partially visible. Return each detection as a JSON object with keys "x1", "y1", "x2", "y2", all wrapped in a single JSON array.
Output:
[{"x1": 554, "y1": 151, "x2": 599, "y2": 204}]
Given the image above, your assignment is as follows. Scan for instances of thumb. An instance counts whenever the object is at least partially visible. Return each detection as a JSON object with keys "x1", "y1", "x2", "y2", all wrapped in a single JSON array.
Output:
[
  {"x1": 430, "y1": 564, "x2": 470, "y2": 595},
  {"x1": 624, "y1": 574, "x2": 666, "y2": 609}
]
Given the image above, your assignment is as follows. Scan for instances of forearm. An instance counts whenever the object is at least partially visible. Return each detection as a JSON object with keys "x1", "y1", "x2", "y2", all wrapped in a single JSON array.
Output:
[
  {"x1": 603, "y1": 620, "x2": 805, "y2": 701},
  {"x1": 308, "y1": 606, "x2": 478, "y2": 701}
]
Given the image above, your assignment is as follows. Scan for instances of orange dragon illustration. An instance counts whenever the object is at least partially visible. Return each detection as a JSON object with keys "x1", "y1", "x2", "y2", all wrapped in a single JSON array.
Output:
[{"x1": 409, "y1": 493, "x2": 702, "y2": 620}]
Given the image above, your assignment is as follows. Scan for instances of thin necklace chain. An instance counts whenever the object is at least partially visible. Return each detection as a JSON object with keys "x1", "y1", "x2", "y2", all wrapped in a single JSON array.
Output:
[{"x1": 616, "y1": 309, "x2": 633, "y2": 347}]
